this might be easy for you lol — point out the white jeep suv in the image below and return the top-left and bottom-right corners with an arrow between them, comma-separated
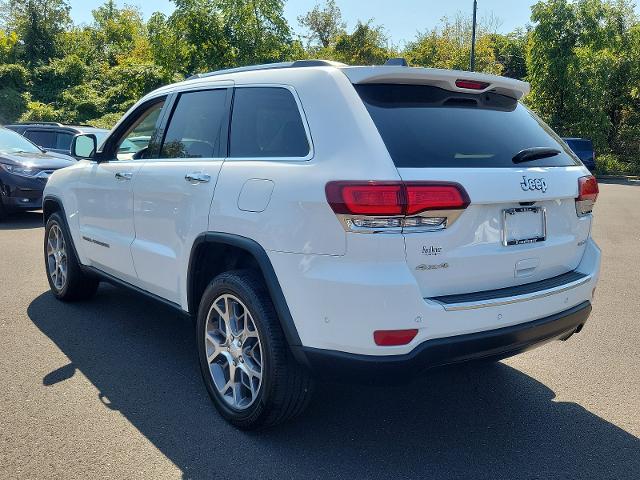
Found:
43,60 -> 601,429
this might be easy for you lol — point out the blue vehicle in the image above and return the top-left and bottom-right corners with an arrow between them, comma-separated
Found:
563,138 -> 595,171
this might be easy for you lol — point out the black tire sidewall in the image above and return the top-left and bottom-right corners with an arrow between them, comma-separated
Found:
196,271 -> 278,425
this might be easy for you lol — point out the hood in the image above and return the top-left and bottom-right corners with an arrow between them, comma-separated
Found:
0,150 -> 75,170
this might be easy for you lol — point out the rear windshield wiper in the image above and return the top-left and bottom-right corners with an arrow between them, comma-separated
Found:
512,147 -> 561,164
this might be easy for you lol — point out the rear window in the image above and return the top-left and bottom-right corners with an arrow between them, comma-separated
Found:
356,84 -> 579,168
564,139 -> 593,151
25,130 -> 57,149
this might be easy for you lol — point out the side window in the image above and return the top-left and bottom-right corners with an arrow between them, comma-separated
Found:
160,89 -> 228,159
114,101 -> 165,161
56,132 -> 73,151
25,130 -> 56,149
229,87 -> 310,158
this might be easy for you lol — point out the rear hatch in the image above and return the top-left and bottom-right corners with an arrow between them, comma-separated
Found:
354,81 -> 592,299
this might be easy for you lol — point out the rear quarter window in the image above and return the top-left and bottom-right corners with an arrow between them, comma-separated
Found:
229,87 -> 310,158
356,84 -> 579,168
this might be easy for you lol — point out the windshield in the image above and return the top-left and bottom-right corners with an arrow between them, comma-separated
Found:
356,84 -> 579,168
0,128 -> 42,155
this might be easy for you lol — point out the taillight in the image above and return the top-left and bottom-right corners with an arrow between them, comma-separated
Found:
576,175 -> 598,216
326,181 -> 469,233
374,329 -> 418,346
455,79 -> 490,90
405,184 -> 468,214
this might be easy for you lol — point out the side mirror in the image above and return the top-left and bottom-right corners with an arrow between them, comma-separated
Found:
71,134 -> 97,160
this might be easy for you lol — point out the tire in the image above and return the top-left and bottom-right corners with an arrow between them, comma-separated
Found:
44,212 -> 99,301
196,269 -> 314,430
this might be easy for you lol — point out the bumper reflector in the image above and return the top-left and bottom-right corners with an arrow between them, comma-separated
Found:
374,329 -> 418,346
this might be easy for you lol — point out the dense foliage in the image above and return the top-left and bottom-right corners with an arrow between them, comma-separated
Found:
0,0 -> 638,173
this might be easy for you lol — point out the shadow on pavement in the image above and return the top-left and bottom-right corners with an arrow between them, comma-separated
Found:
28,285 -> 640,480
0,211 -> 43,230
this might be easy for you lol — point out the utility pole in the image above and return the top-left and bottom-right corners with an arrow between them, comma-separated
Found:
470,0 -> 478,71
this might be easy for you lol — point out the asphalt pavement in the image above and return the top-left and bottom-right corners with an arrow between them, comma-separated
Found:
0,180 -> 639,479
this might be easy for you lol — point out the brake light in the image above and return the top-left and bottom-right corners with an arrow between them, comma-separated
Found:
576,175 -> 598,216
455,79 -> 490,90
326,182 -> 469,216
374,329 -> 418,346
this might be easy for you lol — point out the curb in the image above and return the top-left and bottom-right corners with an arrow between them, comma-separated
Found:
595,174 -> 640,181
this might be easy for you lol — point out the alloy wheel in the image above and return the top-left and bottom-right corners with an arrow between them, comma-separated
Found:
204,294 -> 264,410
46,224 -> 67,291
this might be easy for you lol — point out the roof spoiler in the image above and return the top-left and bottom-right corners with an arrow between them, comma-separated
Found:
342,67 -> 531,100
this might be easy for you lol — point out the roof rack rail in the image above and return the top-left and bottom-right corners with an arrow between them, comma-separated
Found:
186,59 -> 346,81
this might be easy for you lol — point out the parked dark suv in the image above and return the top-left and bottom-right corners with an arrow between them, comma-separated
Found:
563,138 -> 596,171
5,123 -> 109,158
0,127 -> 74,220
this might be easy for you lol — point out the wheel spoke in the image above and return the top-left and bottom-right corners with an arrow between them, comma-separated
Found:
205,333 -> 223,363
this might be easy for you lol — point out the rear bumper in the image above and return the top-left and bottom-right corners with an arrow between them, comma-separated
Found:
295,301 -> 591,378
270,237 -> 600,355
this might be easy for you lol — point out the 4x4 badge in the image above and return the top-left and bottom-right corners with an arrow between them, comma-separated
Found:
520,176 -> 547,193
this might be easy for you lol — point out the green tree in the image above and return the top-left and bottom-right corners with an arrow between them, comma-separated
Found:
0,29 -> 19,62
148,0 -> 232,76
485,29 -> 529,79
297,0 -> 346,48
220,0 -> 295,65
90,0 -> 151,66
332,20 -> 392,65
527,0 -> 579,134
405,13 -> 503,74
0,63 -> 28,122
0,0 -> 70,65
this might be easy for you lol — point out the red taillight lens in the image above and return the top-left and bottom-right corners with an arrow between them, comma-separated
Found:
576,175 -> 598,216
405,184 -> 469,215
374,329 -> 418,346
335,183 -> 403,215
326,181 -> 469,216
455,79 -> 490,90
578,175 -> 599,201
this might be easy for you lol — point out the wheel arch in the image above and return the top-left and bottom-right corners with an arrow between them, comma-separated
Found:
187,233 -> 302,347
43,196 -> 63,223
42,195 -> 87,270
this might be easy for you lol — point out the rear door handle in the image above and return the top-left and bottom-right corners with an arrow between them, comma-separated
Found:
185,172 -> 211,184
115,172 -> 133,181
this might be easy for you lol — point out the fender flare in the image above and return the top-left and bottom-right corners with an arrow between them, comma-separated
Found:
187,233 -> 302,348
42,195 -> 83,263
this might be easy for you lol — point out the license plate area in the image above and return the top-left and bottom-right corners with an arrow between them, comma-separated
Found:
502,207 -> 547,246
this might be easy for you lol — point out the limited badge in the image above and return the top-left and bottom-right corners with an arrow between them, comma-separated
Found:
422,246 -> 442,256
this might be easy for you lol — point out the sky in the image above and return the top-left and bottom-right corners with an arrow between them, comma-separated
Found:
66,0 -> 640,46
